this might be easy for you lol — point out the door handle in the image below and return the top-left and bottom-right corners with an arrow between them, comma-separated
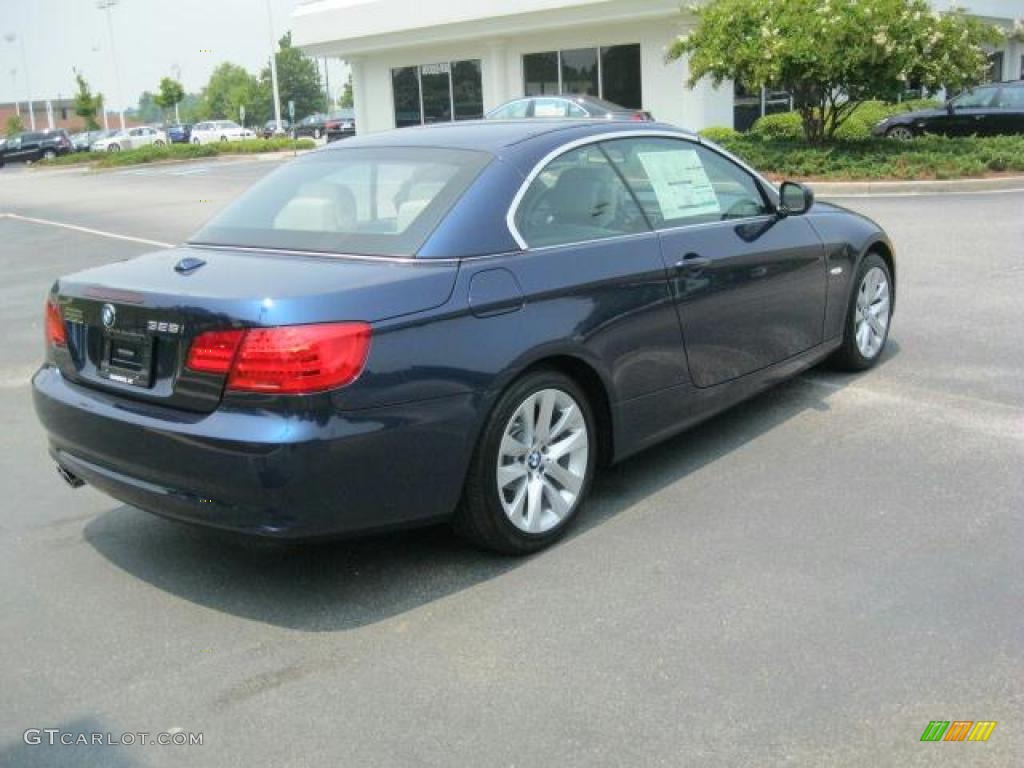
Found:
675,253 -> 711,271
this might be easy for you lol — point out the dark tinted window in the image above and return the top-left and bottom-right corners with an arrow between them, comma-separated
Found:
452,60 -> 483,120
420,62 -> 452,123
560,48 -> 598,96
190,147 -> 491,257
603,138 -> 769,228
954,86 -> 998,109
392,67 -> 421,127
515,144 -> 649,248
600,45 -> 642,109
524,52 -> 559,96
488,100 -> 530,119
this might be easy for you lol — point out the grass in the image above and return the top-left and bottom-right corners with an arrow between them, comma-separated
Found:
704,133 -> 1024,181
39,138 -> 316,169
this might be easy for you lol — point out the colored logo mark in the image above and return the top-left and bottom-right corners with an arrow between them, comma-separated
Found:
920,721 -> 997,742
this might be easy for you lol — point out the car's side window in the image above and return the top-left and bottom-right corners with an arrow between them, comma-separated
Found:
532,98 -> 570,118
514,144 -> 649,248
567,103 -> 588,118
995,87 -> 1024,109
603,138 -> 770,229
491,101 -> 530,119
954,86 -> 998,109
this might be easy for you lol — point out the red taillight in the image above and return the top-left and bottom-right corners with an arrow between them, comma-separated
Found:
185,329 -> 244,374
187,323 -> 371,394
631,112 -> 647,121
45,298 -> 67,347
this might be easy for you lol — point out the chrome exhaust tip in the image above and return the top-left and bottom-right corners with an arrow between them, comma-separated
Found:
56,464 -> 85,489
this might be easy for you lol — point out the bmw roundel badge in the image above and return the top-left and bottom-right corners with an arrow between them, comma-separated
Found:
101,303 -> 116,329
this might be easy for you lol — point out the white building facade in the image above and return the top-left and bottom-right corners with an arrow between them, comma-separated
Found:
292,0 -> 1024,135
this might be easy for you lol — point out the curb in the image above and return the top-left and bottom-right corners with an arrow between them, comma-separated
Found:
809,175 -> 1024,196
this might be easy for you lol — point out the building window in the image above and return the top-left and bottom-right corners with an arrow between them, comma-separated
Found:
987,51 -> 1004,83
452,60 -> 483,120
560,48 -> 598,96
600,45 -> 642,109
523,44 -> 642,109
391,60 -> 484,128
524,51 -> 559,96
392,66 -> 421,127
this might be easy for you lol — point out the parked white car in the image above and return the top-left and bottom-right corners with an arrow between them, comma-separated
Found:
190,121 -> 256,145
91,126 -> 168,152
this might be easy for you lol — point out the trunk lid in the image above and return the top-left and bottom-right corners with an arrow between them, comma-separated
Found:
52,246 -> 458,412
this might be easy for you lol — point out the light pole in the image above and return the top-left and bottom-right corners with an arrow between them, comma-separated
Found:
3,33 -> 34,129
266,0 -> 282,132
7,68 -> 17,118
96,0 -> 125,130
171,63 -> 181,123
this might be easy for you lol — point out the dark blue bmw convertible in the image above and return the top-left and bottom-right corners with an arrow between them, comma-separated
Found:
33,120 -> 895,554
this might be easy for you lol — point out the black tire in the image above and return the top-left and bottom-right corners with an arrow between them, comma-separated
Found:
454,370 -> 597,555
313,128 -> 322,139
830,252 -> 893,371
192,138 -> 201,145
154,139 -> 164,146
42,149 -> 56,160
108,144 -> 120,152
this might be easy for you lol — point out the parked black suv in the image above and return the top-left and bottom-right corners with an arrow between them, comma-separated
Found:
0,129 -> 73,166
873,81 -> 1024,139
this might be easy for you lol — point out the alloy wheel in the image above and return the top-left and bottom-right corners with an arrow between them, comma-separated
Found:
496,388 -> 589,534
855,266 -> 891,359
886,126 -> 914,141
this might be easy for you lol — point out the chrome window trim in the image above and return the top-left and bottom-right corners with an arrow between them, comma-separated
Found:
505,129 -> 778,250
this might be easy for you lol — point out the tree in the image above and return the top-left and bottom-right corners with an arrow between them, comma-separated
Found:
340,73 -> 353,108
199,62 -> 268,124
155,77 -> 185,122
669,0 -> 1002,143
72,69 -> 103,131
260,32 -> 324,120
5,114 -> 24,137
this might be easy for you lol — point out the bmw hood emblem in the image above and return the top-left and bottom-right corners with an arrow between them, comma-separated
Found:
101,303 -> 116,329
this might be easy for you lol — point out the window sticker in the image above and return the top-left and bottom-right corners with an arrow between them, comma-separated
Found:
637,149 -> 720,220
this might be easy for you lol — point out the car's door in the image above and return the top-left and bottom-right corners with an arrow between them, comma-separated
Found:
990,85 -> 1024,135
510,142 -> 688,399
16,132 -> 42,161
930,86 -> 1000,136
604,137 -> 826,388
4,134 -> 26,162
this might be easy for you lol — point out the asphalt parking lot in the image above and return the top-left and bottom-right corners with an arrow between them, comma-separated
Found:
0,159 -> 1021,767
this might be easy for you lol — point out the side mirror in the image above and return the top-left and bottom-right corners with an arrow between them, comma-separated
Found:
946,100 -> 956,114
778,181 -> 814,217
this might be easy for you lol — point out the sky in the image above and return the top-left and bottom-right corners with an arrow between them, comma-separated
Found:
0,0 -> 349,111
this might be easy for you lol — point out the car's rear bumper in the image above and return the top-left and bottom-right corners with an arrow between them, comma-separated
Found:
32,365 -> 478,538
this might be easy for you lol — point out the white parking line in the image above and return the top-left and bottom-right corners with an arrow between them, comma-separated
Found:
0,212 -> 174,248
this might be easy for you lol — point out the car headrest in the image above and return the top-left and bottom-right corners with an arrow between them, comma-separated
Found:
273,182 -> 358,232
547,165 -> 618,226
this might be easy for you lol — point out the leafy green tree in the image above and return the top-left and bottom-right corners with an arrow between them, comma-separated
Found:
5,114 -> 24,137
72,69 -> 103,131
155,77 -> 185,122
340,73 -> 353,108
669,0 -> 1002,143
199,62 -> 268,124
260,32 -> 325,120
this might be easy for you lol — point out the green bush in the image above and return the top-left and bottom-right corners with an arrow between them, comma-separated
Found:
750,99 -> 944,142
698,126 -> 741,143
749,112 -> 804,141
39,137 -> 315,169
705,133 -> 1024,181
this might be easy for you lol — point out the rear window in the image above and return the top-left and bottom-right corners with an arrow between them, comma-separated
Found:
189,147 -> 491,257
